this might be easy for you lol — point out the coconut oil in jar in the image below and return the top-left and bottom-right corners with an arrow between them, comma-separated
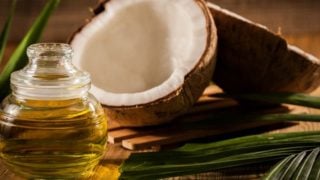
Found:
0,43 -> 107,179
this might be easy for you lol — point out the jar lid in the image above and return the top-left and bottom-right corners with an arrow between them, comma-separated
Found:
10,43 -> 91,100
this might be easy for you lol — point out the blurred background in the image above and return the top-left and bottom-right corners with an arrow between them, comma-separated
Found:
0,0 -> 320,56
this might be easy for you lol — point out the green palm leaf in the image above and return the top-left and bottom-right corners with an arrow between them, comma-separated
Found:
189,112 -> 320,129
263,154 -> 296,180
292,148 -> 320,179
0,0 -> 16,63
0,0 -> 60,100
309,150 -> 320,179
279,150 -> 307,178
264,148 -> 320,180
213,92 -> 320,109
120,132 -> 320,179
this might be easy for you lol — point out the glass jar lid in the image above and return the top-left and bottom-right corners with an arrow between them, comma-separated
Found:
10,43 -> 91,100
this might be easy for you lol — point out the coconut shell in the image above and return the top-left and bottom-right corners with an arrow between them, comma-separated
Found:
208,3 -> 320,94
70,0 -> 217,127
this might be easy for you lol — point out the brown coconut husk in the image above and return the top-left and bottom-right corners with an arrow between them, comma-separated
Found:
70,0 -> 217,127
208,3 -> 320,94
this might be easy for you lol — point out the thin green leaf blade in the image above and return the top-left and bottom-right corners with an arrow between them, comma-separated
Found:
0,0 -> 60,100
292,148 -> 320,179
0,0 -> 16,63
214,93 -> 320,109
256,154 -> 294,180
264,148 -> 320,180
122,147 -> 309,179
309,151 -> 320,180
178,131 -> 320,152
228,112 -> 320,124
279,150 -> 307,179
184,113 -> 320,135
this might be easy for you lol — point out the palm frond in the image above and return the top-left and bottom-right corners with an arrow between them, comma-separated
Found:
264,147 -> 320,180
120,132 -> 320,179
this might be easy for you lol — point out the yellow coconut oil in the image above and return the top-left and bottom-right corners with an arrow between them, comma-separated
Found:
0,43 -> 107,179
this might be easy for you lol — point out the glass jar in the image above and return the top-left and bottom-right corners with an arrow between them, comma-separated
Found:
0,43 -> 107,179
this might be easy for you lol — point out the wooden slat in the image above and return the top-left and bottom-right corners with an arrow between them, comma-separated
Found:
202,84 -> 223,96
108,128 -> 151,144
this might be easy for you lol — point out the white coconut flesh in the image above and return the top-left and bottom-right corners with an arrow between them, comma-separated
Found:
71,0 -> 210,106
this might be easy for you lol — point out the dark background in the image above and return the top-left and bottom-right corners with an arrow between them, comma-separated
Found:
1,0 -> 320,41
0,0 -> 320,56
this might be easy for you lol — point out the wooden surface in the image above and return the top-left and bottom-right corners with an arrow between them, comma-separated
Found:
1,1 -> 320,179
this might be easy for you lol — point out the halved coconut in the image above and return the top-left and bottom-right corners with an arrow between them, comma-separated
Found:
208,3 -> 320,93
70,0 -> 217,126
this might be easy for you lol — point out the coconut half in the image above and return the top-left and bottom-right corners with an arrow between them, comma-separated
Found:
71,0 -> 217,126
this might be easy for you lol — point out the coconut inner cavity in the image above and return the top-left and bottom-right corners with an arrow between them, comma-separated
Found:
72,0 -> 208,105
